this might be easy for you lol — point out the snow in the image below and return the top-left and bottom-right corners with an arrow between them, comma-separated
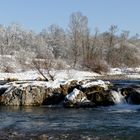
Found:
0,84 -> 10,89
0,69 -> 102,92
81,80 -> 110,90
66,88 -> 80,102
109,67 -> 140,75
54,69 -> 100,81
0,69 -> 100,81
66,88 -> 90,103
108,67 -> 140,79
127,74 -> 140,79
0,67 -> 140,92
0,71 -> 38,81
109,68 -> 124,75
1,64 -> 140,82
5,80 -> 62,89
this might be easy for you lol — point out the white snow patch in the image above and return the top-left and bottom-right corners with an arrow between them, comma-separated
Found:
81,80 -> 110,90
127,74 -> 140,79
0,70 -> 40,81
6,80 -> 63,89
109,68 -> 124,75
109,67 -> 140,77
54,69 -> 100,81
0,69 -> 99,81
66,88 -> 80,102
0,84 -> 10,89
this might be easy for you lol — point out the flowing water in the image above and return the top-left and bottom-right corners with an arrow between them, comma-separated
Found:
0,105 -> 140,140
0,80 -> 140,140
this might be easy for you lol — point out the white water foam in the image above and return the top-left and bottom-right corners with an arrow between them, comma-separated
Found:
111,90 -> 126,104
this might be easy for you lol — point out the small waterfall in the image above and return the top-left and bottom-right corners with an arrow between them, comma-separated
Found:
111,90 -> 126,104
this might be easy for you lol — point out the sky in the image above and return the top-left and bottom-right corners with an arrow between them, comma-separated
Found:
0,0 -> 139,35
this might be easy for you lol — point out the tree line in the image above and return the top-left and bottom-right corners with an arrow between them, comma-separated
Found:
0,12 -> 139,73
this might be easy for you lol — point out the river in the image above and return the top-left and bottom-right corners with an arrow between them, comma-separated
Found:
0,80 -> 140,140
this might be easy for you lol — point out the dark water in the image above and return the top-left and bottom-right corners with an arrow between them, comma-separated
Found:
0,105 -> 140,139
0,80 -> 140,140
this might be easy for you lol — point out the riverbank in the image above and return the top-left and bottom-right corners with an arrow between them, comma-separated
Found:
95,75 -> 140,80
0,69 -> 140,107
0,68 -> 140,82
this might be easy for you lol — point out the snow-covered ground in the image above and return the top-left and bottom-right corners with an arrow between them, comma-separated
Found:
0,55 -> 140,80
0,70 -> 109,100
0,69 -> 100,81
108,67 -> 140,79
0,67 -> 140,82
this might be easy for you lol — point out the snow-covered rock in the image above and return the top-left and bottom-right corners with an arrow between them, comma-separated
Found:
2,78 -> 140,107
63,88 -> 95,108
0,79 -> 112,107
0,81 -> 63,106
81,80 -> 110,90
65,88 -> 89,103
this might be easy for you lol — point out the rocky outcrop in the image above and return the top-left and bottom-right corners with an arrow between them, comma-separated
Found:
0,80 -> 114,107
0,80 -> 81,106
63,80 -> 116,107
1,79 -> 140,107
0,84 -> 44,106
0,81 -> 63,106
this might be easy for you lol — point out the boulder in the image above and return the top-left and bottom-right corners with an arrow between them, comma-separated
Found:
121,87 -> 140,104
0,84 -> 45,105
81,80 -> 114,106
0,81 -> 63,106
86,90 -> 115,106
63,88 -> 95,108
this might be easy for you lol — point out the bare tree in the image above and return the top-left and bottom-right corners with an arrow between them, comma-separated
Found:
105,25 -> 118,65
32,59 -> 53,81
68,12 -> 89,68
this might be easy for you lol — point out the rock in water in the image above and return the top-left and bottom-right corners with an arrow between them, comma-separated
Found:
63,88 -> 95,108
121,87 -> 140,104
0,84 -> 45,106
0,79 -> 124,107
0,81 -> 63,106
81,80 -> 115,106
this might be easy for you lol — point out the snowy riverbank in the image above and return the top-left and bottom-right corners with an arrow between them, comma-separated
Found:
0,68 -> 140,81
0,69 -> 140,106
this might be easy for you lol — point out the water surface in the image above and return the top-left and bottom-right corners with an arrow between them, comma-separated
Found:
0,105 -> 140,139
0,80 -> 140,139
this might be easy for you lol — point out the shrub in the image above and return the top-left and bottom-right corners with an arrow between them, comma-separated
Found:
2,65 -> 14,73
84,59 -> 109,74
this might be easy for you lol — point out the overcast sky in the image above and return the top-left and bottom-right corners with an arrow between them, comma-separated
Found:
0,0 -> 139,35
